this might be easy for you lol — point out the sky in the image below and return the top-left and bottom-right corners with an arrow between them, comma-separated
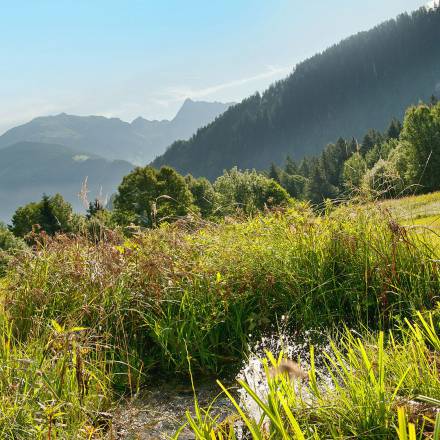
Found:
0,0 -> 432,134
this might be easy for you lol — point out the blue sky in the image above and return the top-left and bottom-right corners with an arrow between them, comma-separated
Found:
0,0 -> 430,133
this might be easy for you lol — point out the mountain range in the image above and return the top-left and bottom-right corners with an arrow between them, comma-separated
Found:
2,6 -> 440,221
152,7 -> 440,180
0,99 -> 233,165
0,100 -> 232,222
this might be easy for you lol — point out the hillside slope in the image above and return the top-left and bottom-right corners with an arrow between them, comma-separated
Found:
0,99 -> 232,165
152,7 -> 440,180
0,142 -> 133,222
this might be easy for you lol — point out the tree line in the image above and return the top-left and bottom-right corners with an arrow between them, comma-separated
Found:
269,97 -> 440,205
1,99 -> 439,246
3,166 -> 290,242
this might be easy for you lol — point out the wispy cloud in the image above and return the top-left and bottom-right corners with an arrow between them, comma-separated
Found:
0,65 -> 294,132
165,65 -> 292,102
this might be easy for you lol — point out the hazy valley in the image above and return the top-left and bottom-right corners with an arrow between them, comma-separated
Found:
0,99 -> 232,222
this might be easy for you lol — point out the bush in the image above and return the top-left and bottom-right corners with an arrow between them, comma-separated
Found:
214,167 -> 291,215
362,159 -> 405,199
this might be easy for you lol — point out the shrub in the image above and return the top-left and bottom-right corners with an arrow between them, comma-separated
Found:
214,167 -> 290,215
362,159 -> 405,199
0,223 -> 26,274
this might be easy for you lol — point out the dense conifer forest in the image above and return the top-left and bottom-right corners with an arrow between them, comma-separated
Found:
152,7 -> 440,179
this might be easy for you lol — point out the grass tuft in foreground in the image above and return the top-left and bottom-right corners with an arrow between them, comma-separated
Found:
0,316 -> 112,439
184,312 -> 440,439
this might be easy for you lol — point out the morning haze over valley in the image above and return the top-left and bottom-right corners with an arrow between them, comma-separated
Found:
2,0 -> 438,223
0,98 -> 232,221
1,1 -> 440,438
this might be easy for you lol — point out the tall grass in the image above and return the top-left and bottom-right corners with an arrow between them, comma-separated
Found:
185,313 -> 440,439
0,315 -> 112,439
3,204 -> 439,375
0,202 -> 439,437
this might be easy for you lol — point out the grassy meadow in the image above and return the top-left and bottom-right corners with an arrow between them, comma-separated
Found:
0,194 -> 440,438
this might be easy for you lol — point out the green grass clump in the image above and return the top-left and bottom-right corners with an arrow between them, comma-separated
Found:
0,316 -> 112,439
185,312 -> 440,439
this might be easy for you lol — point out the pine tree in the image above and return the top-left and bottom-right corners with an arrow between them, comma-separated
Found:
347,138 -> 359,156
268,163 -> 281,182
304,159 -> 338,205
298,158 -> 311,178
284,156 -> 298,175
39,194 -> 60,235
87,198 -> 104,219
319,138 -> 350,190
360,129 -> 383,156
386,118 -> 402,140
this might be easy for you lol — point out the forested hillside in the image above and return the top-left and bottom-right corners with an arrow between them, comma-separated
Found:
152,7 -> 440,179
267,98 -> 440,206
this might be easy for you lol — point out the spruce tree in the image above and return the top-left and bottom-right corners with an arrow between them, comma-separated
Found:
298,158 -> 311,178
284,156 -> 298,175
360,129 -> 383,156
386,118 -> 402,140
268,163 -> 281,182
304,159 -> 338,205
39,194 -> 60,235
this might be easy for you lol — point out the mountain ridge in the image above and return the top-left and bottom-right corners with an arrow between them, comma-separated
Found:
152,7 -> 440,180
0,99 -> 233,165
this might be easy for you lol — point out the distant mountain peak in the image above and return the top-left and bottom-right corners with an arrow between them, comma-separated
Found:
173,99 -> 234,125
0,100 -> 233,165
131,116 -> 147,124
